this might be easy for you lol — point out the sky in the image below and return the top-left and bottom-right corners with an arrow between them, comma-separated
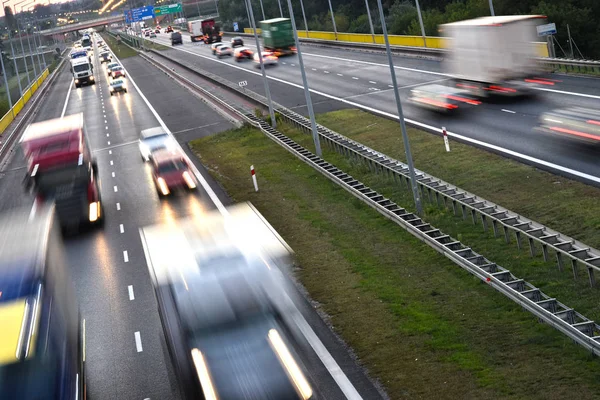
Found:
1,0 -> 75,17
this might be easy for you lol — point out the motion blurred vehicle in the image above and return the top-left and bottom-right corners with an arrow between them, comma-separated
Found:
441,15 -> 547,97
110,65 -> 126,78
408,84 -> 481,113
149,30 -> 157,38
70,57 -> 95,87
99,51 -> 112,63
69,49 -> 87,60
231,36 -> 244,47
20,113 -> 103,229
260,18 -> 296,56
106,62 -> 119,76
155,26 -> 161,33
0,205 -> 85,399
144,29 -> 151,37
539,107 -> 600,143
166,25 -> 173,33
151,149 -> 197,196
109,79 -> 127,95
234,47 -> 254,62
188,18 -> 221,44
74,40 -> 82,48
216,44 -> 233,58
171,31 -> 183,45
211,42 -> 224,54
139,203 -> 313,400
139,126 -> 176,162
254,51 -> 278,67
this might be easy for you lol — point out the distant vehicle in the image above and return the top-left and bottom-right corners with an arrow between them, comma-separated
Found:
441,15 -> 547,97
407,84 -> 480,113
234,47 -> 253,61
539,107 -> 600,143
70,57 -> 95,87
216,45 -> 233,58
149,31 -> 157,38
254,51 -> 278,67
171,31 -> 183,45
20,113 -> 103,229
139,203 -> 313,400
0,204 -> 85,399
106,62 -> 119,76
155,26 -> 161,33
99,51 -> 112,63
166,25 -> 173,33
188,18 -> 221,44
144,29 -> 151,37
260,18 -> 296,56
151,149 -> 197,196
69,49 -> 87,60
231,36 -> 244,47
109,78 -> 127,95
110,65 -> 125,78
139,126 -> 176,162
211,42 -> 224,54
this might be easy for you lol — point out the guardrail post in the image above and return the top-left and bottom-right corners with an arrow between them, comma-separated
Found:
528,237 -> 535,257
515,231 -> 522,250
571,259 -> 579,280
556,252 -> 564,272
492,219 -> 498,237
588,268 -> 595,287
471,209 -> 477,225
542,244 -> 549,262
503,226 -> 510,243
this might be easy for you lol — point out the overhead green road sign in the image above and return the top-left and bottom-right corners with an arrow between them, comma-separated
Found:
154,3 -> 182,16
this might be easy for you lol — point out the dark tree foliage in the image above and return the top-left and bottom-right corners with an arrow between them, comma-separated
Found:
218,0 -> 600,59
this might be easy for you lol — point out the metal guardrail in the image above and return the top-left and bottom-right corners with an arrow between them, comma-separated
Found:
146,47 -> 600,289
141,48 -> 600,356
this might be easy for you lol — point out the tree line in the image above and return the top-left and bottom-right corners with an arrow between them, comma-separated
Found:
217,0 -> 600,59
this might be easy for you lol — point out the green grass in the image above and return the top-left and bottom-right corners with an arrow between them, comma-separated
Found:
100,33 -> 138,59
276,110 -> 600,323
141,38 -> 170,51
190,124 -> 600,400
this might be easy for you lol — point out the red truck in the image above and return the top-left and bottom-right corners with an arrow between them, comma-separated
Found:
188,18 -> 222,44
20,113 -> 104,230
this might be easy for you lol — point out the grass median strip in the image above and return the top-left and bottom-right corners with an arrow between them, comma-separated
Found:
190,125 -> 600,399
101,33 -> 138,59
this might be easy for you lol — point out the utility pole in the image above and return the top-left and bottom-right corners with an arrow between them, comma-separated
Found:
326,0 -> 337,40
364,0 -> 375,43
375,0 -> 422,215
415,0 -> 426,47
245,0 -> 277,129
285,0 -> 322,156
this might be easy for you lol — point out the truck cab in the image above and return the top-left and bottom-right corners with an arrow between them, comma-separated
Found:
70,57 -> 95,88
20,113 -> 103,230
0,204 -> 84,400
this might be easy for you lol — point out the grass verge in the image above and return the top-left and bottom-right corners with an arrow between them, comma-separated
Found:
142,39 -> 170,51
101,33 -> 138,59
277,109 -> 600,324
190,124 -> 600,400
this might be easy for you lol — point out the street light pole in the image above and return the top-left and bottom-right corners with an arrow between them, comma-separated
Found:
299,0 -> 308,36
0,51 -> 14,117
488,0 -> 495,16
375,0 -> 422,215
245,0 -> 277,128
7,28 -> 23,97
18,27 -> 32,86
415,0 -> 427,47
364,0 -> 375,43
285,0 -> 322,156
25,26 -> 38,77
326,0 -> 337,40
258,0 -> 266,20
277,0 -> 283,18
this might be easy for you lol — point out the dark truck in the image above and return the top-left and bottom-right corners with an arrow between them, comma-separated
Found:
20,113 -> 104,231
0,204 -> 85,400
260,17 -> 296,56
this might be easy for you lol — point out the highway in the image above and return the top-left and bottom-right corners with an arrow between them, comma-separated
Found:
0,36 -> 384,399
146,31 -> 600,185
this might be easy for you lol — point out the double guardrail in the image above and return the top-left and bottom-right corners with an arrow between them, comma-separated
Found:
140,48 -> 600,356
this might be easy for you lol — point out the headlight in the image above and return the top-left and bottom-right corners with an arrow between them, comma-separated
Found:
268,329 -> 313,400
89,201 -> 100,222
157,177 -> 170,195
109,86 -> 114,91
182,171 -> 196,189
90,76 -> 94,81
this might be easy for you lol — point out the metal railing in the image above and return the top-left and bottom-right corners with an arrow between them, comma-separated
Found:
139,48 -> 600,356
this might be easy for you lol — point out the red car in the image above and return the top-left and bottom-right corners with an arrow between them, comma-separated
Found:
151,149 -> 197,196
166,26 -> 173,33
234,47 -> 254,62
110,65 -> 126,78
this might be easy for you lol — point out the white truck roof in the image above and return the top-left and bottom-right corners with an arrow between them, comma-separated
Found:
442,15 -> 546,27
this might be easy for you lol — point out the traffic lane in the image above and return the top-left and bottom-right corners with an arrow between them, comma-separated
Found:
0,61 -> 73,214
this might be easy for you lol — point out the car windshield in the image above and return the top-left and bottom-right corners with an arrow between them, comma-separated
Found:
73,64 -> 89,72
157,159 -> 186,174
111,80 -> 123,86
112,67 -> 123,71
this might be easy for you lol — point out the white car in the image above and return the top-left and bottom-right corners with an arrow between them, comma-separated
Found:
253,51 -> 278,67
211,42 -> 224,54
216,45 -> 233,58
139,127 -> 177,162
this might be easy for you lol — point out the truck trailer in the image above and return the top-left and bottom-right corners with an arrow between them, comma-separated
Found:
20,113 -> 104,230
188,18 -> 222,43
440,15 -> 547,97
260,17 -> 296,56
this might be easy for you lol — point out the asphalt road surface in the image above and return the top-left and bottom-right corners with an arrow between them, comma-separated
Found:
0,37 -> 385,399
147,31 -> 600,185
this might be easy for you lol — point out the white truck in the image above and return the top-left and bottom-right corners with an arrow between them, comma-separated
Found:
188,20 -> 204,42
441,15 -> 547,97
70,57 -> 95,88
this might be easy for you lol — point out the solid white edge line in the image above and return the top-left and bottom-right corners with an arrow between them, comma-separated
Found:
128,285 -> 135,300
61,78 -> 74,118
123,250 -> 129,262
134,331 -> 143,352
121,40 -> 364,398
167,45 -> 600,184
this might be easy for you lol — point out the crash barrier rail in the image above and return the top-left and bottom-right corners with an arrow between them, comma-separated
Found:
0,52 -> 68,162
146,46 -> 600,289
542,58 -> 600,74
141,49 -> 600,356
241,28 -> 550,58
